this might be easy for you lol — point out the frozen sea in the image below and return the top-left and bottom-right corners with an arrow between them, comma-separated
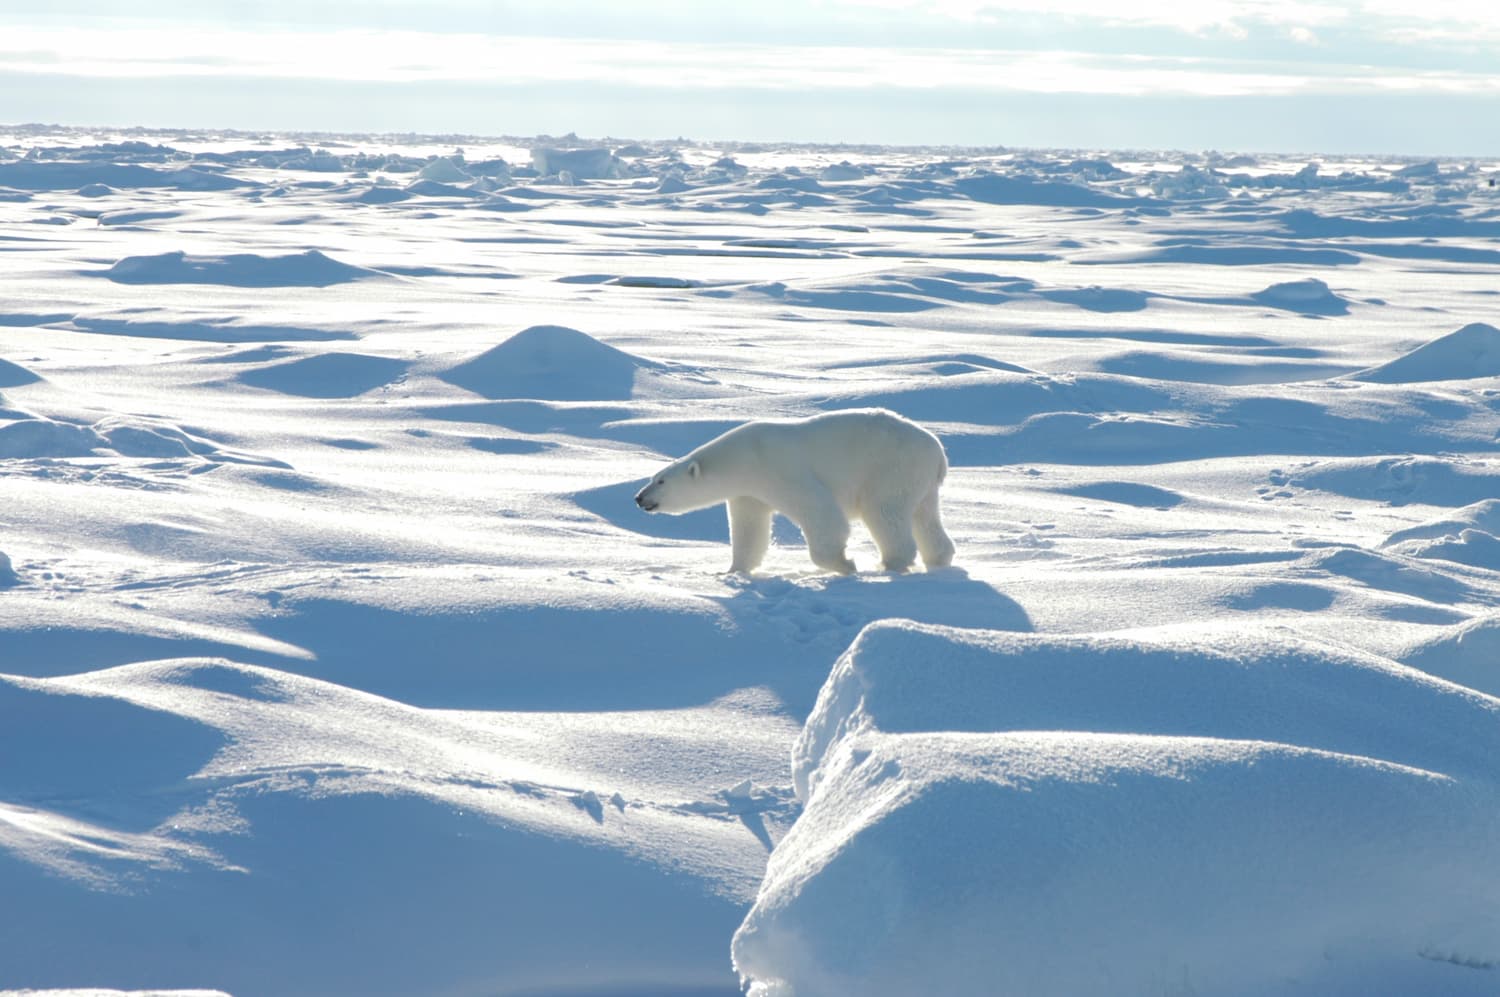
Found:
2,128 -> 1500,996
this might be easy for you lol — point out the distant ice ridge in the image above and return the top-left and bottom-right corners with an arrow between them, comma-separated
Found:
733,620 -> 1500,997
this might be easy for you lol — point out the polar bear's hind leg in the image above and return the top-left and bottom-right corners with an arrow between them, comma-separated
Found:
913,485 -> 955,568
805,519 -> 856,575
784,486 -> 856,575
865,502 -> 919,572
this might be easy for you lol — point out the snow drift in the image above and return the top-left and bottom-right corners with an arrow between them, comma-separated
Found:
102,250 -> 389,288
1352,322 -> 1500,383
437,324 -> 663,401
733,620 -> 1500,997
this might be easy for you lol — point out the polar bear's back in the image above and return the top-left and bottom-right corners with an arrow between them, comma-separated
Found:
717,408 -> 946,513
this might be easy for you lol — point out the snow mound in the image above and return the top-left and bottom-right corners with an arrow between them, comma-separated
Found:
1352,322 -> 1500,383
0,413 -> 270,463
237,352 -> 409,398
438,325 -> 660,401
819,162 -> 865,182
1288,456 -> 1500,507
1149,163 -> 1229,199
734,620 -> 1500,997
1384,499 -> 1500,547
403,179 -> 485,199
531,148 -> 622,179
93,416 -> 283,466
1381,499 -> 1500,571
1250,277 -> 1350,315
95,416 -> 212,458
0,550 -> 17,587
417,157 -> 470,182
351,185 -> 413,204
103,250 -> 389,288
789,620 -> 1500,800
0,358 -> 41,387
0,418 -> 108,458
607,275 -> 697,289
1403,615 -> 1500,698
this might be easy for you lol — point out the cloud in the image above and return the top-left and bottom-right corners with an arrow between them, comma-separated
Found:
3,24 -> 1497,101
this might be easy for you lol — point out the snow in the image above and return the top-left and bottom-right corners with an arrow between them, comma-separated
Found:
437,325 -> 666,401
739,730 -> 1500,997
102,250 -> 389,287
740,621 -> 1500,994
3,126 -> 1500,995
1352,322 -> 1500,383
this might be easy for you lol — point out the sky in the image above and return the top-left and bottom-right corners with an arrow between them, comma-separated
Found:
2,0 -> 1498,155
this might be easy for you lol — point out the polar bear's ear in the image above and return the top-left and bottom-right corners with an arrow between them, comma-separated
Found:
688,460 -> 701,480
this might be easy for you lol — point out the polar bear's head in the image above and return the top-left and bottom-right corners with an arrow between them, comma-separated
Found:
635,457 -> 712,514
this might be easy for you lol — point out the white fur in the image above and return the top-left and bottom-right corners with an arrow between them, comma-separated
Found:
635,409 -> 955,574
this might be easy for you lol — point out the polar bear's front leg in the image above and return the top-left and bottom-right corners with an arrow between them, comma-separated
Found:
728,496 -> 773,573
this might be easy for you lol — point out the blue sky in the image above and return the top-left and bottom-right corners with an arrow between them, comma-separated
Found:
3,1 -> 1498,154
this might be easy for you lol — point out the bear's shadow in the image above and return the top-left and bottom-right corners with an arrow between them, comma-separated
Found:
712,568 -> 1033,715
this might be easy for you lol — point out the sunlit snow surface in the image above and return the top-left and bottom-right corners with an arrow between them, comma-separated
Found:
2,127 -> 1500,996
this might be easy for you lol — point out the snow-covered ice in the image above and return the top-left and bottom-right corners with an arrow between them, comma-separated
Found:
2,127 -> 1500,995
735,620 -> 1500,995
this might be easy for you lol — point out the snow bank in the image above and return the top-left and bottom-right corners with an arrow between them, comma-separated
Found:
734,620 -> 1500,997
103,250 -> 389,288
1352,322 -> 1500,383
788,620 -> 1500,801
1403,615 -> 1500,699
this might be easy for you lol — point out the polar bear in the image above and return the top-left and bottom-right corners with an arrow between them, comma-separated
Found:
634,409 -> 955,574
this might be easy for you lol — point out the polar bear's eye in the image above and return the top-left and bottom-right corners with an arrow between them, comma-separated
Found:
656,478 -> 665,485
